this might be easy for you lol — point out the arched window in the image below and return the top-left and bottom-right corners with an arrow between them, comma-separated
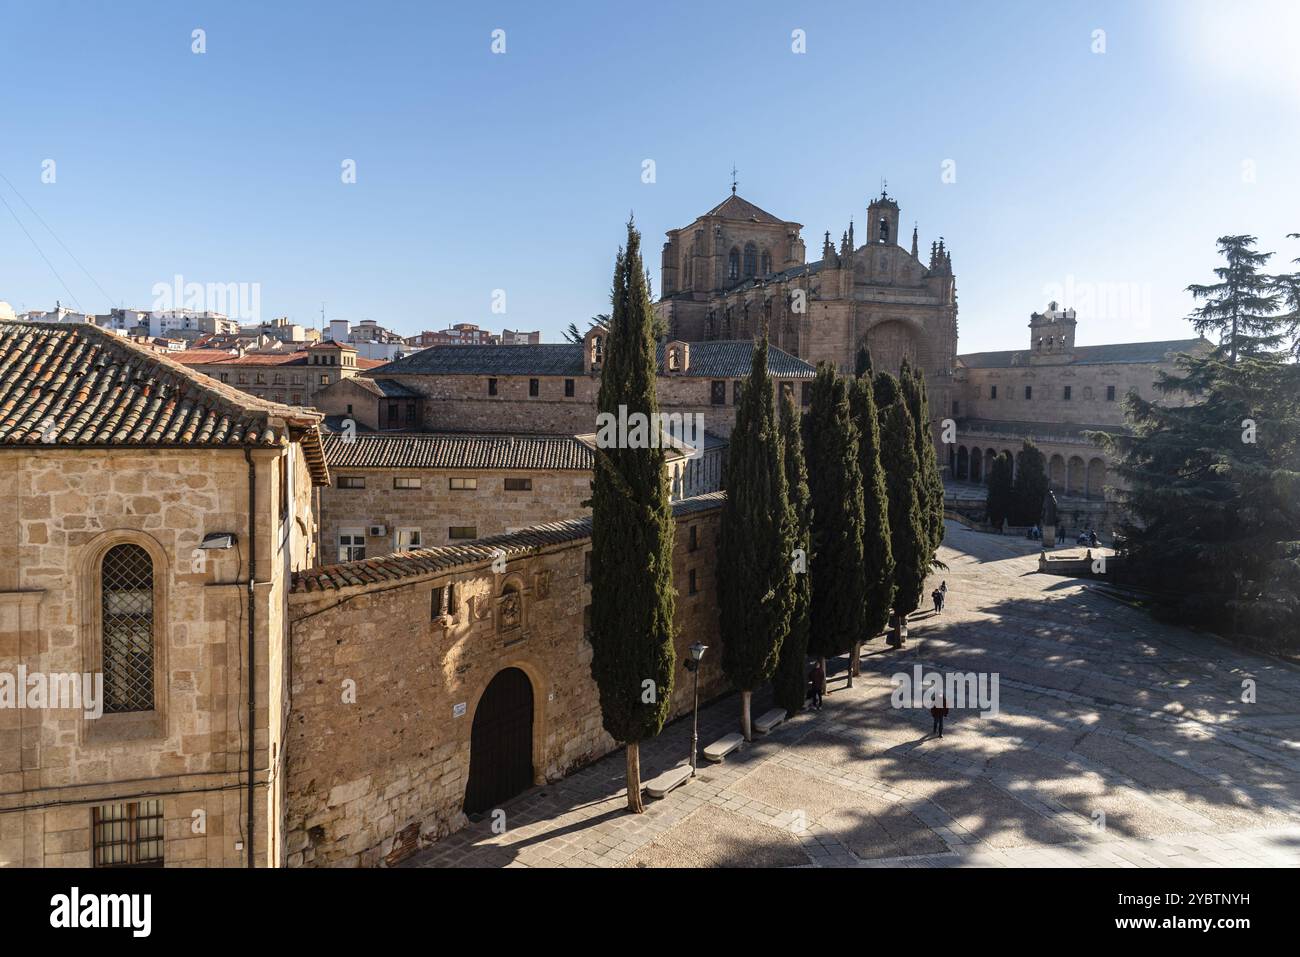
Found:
743,242 -> 758,278
728,248 -> 740,281
590,335 -> 603,366
879,217 -> 890,244
101,543 -> 155,714
760,250 -> 771,276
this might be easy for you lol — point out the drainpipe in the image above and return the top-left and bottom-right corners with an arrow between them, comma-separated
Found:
244,448 -> 257,868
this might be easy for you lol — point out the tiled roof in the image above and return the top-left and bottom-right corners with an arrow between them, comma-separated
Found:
0,321 -> 331,483
177,351 -> 308,367
957,338 -> 1208,370
324,431 -> 595,470
347,377 -> 420,398
659,341 -> 815,378
290,491 -> 725,594
375,344 -> 586,376
703,193 -> 788,225
371,340 -> 814,379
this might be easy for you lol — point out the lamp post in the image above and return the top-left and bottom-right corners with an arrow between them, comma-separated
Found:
684,642 -> 708,776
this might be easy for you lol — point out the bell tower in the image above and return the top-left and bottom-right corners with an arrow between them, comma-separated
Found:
1029,302 -> 1077,364
866,185 -> 900,247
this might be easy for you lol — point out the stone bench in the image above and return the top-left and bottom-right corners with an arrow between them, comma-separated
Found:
644,764 -> 692,799
702,732 -> 744,763
753,709 -> 786,734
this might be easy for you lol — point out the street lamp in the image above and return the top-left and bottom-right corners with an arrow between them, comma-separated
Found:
684,642 -> 708,776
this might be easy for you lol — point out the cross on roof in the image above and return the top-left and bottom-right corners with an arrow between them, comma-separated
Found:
730,164 -> 738,195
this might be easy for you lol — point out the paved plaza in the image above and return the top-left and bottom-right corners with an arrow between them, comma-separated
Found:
403,521 -> 1300,868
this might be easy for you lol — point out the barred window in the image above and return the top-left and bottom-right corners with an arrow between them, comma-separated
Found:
101,544 -> 154,714
93,800 -> 163,867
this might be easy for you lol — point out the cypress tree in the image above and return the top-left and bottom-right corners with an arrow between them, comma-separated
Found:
875,372 -> 929,629
718,337 -> 793,740
1012,439 -> 1049,527
985,451 -> 1015,530
900,359 -> 946,554
855,344 -> 874,379
849,372 -> 895,669
588,219 -> 676,814
773,388 -> 812,717
804,363 -> 867,681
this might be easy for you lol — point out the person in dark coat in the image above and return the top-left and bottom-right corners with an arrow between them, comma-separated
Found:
930,694 -> 950,737
932,588 -> 942,614
809,660 -> 826,711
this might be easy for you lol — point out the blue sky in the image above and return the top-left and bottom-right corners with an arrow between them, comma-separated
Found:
1,0 -> 1297,352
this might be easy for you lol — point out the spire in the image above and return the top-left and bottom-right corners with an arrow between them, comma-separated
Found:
848,219 -> 854,249
823,230 -> 834,260
910,223 -> 919,259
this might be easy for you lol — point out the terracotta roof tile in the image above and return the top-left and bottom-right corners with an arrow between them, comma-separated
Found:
323,431 -> 595,470
0,320 -> 331,484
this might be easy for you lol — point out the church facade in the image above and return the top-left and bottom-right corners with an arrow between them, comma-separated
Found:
654,187 -> 958,445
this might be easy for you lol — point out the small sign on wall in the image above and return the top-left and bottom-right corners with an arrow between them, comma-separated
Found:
453,702 -> 467,718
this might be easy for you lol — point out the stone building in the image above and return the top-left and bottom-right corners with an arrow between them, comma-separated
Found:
177,339 -> 382,408
0,320 -> 330,867
365,326 -> 816,438
949,302 -> 1208,527
284,493 -> 726,867
654,186 -> 959,443
318,430 -> 722,560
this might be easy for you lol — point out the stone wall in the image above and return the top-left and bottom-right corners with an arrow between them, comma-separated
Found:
0,444 -> 315,868
284,496 -> 726,867
319,467 -> 594,558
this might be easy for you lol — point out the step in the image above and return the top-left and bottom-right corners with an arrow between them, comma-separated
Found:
703,732 -> 744,763
644,764 -> 692,799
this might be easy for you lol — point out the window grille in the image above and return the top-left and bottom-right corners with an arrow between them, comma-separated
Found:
101,544 -> 154,714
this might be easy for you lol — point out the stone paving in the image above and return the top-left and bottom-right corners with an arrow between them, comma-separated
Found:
402,521 -> 1300,868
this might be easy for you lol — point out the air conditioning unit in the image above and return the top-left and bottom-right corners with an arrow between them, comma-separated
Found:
369,525 -> 387,537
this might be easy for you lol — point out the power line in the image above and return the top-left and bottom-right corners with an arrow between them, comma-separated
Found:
0,170 -> 116,308
0,187 -> 82,312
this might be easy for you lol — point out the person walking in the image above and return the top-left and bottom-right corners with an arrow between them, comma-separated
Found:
809,660 -> 826,711
932,587 -> 942,615
930,694 -> 950,738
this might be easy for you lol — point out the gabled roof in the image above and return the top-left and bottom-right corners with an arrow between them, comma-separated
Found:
290,491 -> 725,594
370,340 -> 815,379
703,193 -> 788,225
957,338 -> 1208,370
0,321 -> 330,484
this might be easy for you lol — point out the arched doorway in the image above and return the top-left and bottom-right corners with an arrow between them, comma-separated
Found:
970,447 -> 983,483
956,446 -> 969,480
1067,455 -> 1086,496
1086,458 -> 1106,499
464,667 -> 534,815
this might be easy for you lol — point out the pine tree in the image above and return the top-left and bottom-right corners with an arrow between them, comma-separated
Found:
849,372 -> 895,667
874,372 -> 929,626
718,337 -> 793,740
773,388 -> 812,717
1186,235 -> 1281,364
804,363 -> 867,680
588,219 -> 676,814
1012,440 -> 1049,527
985,451 -> 1015,529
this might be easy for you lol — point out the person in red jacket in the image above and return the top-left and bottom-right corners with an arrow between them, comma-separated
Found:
930,694 -> 950,737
